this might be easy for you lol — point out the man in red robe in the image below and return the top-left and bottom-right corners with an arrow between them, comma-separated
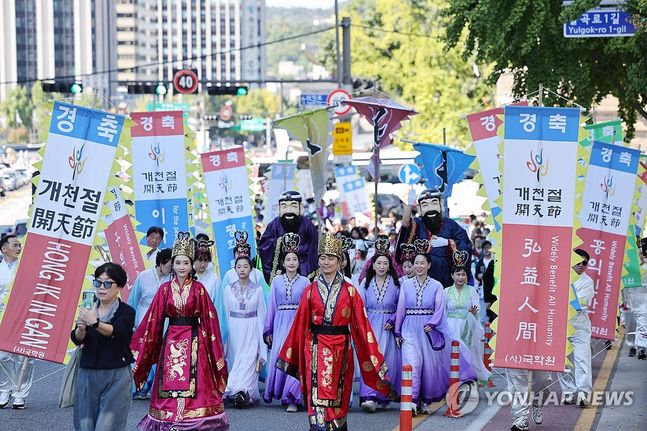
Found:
277,233 -> 395,431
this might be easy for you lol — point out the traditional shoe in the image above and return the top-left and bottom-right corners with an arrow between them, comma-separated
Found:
531,404 -> 543,424
629,347 -> 637,357
638,349 -> 647,360
0,391 -> 10,409
286,403 -> 298,413
233,392 -> 246,409
12,398 -> 25,410
360,400 -> 377,413
563,393 -> 576,405
511,417 -> 529,431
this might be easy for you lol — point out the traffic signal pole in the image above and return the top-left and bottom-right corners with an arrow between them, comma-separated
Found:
342,17 -> 351,86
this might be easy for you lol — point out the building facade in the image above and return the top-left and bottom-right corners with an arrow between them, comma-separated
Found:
116,0 -> 266,86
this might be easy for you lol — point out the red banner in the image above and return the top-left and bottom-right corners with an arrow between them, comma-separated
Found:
104,214 -> 145,302
0,102 -> 123,363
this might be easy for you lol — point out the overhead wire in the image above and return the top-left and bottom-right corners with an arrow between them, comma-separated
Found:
0,26 -> 336,87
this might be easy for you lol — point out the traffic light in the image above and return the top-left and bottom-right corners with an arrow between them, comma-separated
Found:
126,82 -> 168,95
42,81 -> 84,94
203,114 -> 219,121
239,114 -> 253,120
206,84 -> 248,96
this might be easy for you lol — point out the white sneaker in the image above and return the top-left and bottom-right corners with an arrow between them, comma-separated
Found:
0,392 -> 10,408
511,417 -> 529,431
286,403 -> 298,412
360,400 -> 377,413
531,404 -> 543,424
12,397 -> 25,410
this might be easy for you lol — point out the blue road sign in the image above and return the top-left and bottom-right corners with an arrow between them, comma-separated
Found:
299,93 -> 327,108
398,164 -> 422,185
564,9 -> 636,38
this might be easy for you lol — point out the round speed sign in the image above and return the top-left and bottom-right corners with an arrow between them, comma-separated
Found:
173,69 -> 199,94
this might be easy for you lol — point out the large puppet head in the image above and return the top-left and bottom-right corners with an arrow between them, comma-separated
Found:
278,190 -> 303,233
417,189 -> 443,235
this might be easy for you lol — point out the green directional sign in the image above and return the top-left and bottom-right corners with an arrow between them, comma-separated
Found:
146,102 -> 190,119
240,118 -> 266,132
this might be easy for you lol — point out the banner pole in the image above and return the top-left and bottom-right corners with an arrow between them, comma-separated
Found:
374,163 -> 379,237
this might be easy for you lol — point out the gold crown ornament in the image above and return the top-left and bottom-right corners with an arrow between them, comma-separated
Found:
413,238 -> 431,255
374,235 -> 391,257
195,240 -> 214,259
400,243 -> 417,261
335,233 -> 355,253
233,230 -> 252,259
318,232 -> 342,259
172,231 -> 196,260
281,232 -> 301,254
452,250 -> 470,267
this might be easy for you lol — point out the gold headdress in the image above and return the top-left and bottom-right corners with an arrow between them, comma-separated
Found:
233,231 -> 252,259
172,231 -> 196,260
374,235 -> 391,257
281,232 -> 301,254
335,233 -> 354,253
318,232 -> 342,259
195,240 -> 214,260
413,238 -> 431,255
452,250 -> 470,267
400,243 -> 417,261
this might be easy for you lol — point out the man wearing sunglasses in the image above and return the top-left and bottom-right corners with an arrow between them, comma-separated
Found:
559,248 -> 595,407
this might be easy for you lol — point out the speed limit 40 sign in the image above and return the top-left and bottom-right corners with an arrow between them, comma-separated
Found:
173,69 -> 199,94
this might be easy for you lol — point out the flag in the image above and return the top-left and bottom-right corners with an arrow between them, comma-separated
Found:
406,141 -> 475,197
342,97 -> 416,179
274,108 -> 331,203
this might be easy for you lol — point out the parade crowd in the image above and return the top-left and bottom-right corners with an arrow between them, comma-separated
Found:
0,189 -> 646,431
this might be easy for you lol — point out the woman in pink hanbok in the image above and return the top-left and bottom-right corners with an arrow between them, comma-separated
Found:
130,232 -> 229,431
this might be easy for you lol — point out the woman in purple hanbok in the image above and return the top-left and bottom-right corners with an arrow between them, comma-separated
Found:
395,239 -> 477,415
358,236 -> 401,413
263,233 -> 309,412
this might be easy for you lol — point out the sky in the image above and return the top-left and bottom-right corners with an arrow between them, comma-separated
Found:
265,0 -> 345,8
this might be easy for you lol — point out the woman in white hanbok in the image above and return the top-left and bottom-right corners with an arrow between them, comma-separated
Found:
444,265 -> 490,383
127,248 -> 172,399
222,233 -> 267,408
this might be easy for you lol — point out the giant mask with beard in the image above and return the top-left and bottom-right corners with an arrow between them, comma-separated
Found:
278,190 -> 303,233
418,190 -> 443,236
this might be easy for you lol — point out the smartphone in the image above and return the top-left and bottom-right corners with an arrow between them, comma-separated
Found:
82,291 -> 95,309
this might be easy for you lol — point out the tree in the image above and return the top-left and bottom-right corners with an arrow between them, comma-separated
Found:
319,0 -> 493,147
1,85 -> 33,129
444,0 -> 647,138
233,89 -> 281,119
31,81 -> 54,143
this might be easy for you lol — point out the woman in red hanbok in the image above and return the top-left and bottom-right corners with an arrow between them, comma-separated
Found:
130,232 -> 229,431
277,233 -> 395,431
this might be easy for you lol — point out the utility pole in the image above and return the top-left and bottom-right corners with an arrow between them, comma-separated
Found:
335,0 -> 342,87
342,17 -> 351,86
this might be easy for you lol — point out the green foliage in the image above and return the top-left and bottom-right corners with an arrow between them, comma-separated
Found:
1,85 -> 33,129
444,0 -> 647,138
266,7 -> 334,76
31,81 -> 53,143
232,89 -> 281,118
320,0 -> 493,147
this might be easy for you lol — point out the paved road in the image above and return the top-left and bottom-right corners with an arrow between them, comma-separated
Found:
2,335 -> 645,430
0,185 -> 31,226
